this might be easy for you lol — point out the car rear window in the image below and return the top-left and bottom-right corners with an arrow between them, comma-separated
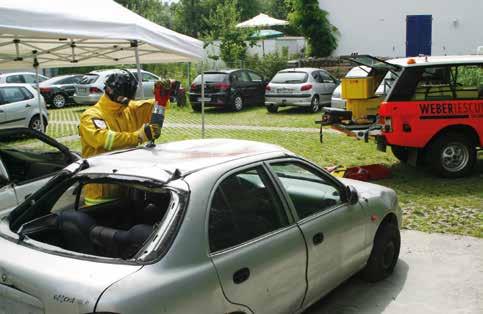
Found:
271,72 -> 308,84
79,74 -> 99,85
193,73 -> 228,84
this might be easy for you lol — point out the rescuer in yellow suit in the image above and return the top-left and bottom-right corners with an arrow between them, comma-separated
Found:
79,70 -> 161,206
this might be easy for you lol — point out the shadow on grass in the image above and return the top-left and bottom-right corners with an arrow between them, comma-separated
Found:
305,260 -> 409,314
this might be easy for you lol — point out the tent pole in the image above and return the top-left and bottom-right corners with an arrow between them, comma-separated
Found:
33,57 -> 45,133
201,62 -> 205,139
133,41 -> 144,99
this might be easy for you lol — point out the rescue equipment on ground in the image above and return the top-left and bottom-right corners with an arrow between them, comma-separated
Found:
325,164 -> 391,181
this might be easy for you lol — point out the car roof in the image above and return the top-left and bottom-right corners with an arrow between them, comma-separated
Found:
388,55 -> 483,67
204,69 -> 239,74
88,69 -> 152,75
81,139 -> 292,181
279,68 -> 322,73
0,83 -> 35,89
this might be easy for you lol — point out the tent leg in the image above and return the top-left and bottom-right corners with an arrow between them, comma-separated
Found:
33,58 -> 45,133
201,62 -> 205,139
133,41 -> 144,99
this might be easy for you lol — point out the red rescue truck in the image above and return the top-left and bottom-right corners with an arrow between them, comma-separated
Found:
326,55 -> 483,178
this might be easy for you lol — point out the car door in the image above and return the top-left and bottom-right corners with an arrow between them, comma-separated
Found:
311,71 -> 324,99
319,71 -> 337,104
266,159 -> 368,307
0,86 -> 34,128
232,71 -> 251,103
0,128 -> 78,210
247,71 -> 265,105
59,76 -> 81,98
140,72 -> 159,99
209,165 -> 307,314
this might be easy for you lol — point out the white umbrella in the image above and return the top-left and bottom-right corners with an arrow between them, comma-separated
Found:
236,13 -> 288,28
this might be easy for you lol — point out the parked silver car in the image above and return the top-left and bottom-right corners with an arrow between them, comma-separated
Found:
0,72 -> 49,85
0,128 -> 79,212
265,68 -> 339,113
0,139 -> 401,314
0,83 -> 48,132
73,69 -> 160,105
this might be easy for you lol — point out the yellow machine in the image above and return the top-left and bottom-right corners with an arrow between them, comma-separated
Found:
340,76 -> 385,122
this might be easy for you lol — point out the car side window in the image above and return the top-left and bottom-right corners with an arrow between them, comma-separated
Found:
209,166 -> 289,253
6,75 -> 25,83
311,71 -> 322,83
269,161 -> 342,219
142,72 -> 158,82
239,71 -> 251,82
0,87 -> 29,103
452,65 -> 483,100
23,74 -> 37,84
248,71 -> 262,82
319,71 -> 335,83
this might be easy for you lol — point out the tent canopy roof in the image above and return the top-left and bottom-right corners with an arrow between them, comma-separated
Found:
236,13 -> 289,28
0,0 -> 204,69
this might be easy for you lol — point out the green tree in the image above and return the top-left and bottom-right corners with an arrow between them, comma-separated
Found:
173,0 -> 205,37
287,0 -> 337,57
204,0 -> 255,64
265,0 -> 290,20
115,0 -> 167,25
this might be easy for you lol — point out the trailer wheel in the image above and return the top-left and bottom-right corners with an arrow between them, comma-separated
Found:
391,146 -> 409,163
427,132 -> 476,178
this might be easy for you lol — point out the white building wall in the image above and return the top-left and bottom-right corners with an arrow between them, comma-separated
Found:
320,0 -> 483,57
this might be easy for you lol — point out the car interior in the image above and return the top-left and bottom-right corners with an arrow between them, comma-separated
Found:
16,181 -> 173,260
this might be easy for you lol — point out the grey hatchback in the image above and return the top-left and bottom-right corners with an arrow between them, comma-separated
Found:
0,139 -> 401,314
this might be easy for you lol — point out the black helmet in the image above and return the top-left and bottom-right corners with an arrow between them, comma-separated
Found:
104,70 -> 138,105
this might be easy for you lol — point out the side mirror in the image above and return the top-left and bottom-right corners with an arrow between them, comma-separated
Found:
0,174 -> 9,187
346,185 -> 359,205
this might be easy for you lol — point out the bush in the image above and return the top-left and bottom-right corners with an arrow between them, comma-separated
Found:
245,48 -> 293,80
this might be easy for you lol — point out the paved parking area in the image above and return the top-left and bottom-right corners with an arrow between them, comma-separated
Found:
306,230 -> 482,314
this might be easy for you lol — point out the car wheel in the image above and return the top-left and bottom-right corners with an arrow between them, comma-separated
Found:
267,105 -> 278,113
391,146 -> 409,163
308,96 -> 320,113
361,223 -> 400,283
52,93 -> 67,109
29,115 -> 46,133
191,103 -> 201,112
427,132 -> 476,178
230,94 -> 243,112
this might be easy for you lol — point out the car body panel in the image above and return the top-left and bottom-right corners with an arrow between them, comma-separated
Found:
0,139 -> 401,313
0,72 -> 49,86
40,75 -> 84,106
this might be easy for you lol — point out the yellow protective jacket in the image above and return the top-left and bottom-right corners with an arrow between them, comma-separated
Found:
79,94 -> 155,205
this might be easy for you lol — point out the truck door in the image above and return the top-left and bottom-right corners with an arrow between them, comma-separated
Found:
406,15 -> 432,57
209,165 -> 307,314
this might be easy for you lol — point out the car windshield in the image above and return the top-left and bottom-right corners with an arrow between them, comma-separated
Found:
8,175 -> 183,262
79,74 -> 99,85
193,73 -> 228,84
271,72 -> 308,84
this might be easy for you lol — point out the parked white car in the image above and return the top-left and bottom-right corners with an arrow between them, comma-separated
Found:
265,68 -> 339,113
0,128 -> 79,212
0,72 -> 49,85
0,83 -> 48,132
73,69 -> 160,105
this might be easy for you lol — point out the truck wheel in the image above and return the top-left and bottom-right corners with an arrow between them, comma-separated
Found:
361,223 -> 400,283
427,132 -> 476,178
267,105 -> 278,113
391,146 -> 409,163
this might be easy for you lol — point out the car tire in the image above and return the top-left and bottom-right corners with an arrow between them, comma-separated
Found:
191,103 -> 201,112
52,93 -> 67,109
427,132 -> 476,178
391,146 -> 409,163
361,223 -> 400,283
230,94 -> 243,112
308,96 -> 320,113
267,105 -> 278,113
29,115 -> 46,133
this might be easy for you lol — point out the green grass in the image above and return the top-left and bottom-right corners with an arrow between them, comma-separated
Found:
49,104 -> 483,238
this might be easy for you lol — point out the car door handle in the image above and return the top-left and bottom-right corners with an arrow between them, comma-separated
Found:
312,232 -> 324,245
233,267 -> 250,284
25,104 -> 31,108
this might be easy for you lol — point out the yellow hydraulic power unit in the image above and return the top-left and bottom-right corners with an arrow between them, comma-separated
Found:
346,97 -> 383,123
341,77 -> 376,99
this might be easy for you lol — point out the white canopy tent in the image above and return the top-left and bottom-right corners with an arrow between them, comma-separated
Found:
0,0 -> 206,133
236,13 -> 289,28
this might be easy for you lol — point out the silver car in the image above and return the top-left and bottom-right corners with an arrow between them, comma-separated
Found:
0,128 -> 79,212
0,139 -> 401,314
0,83 -> 48,132
0,72 -> 49,85
265,68 -> 338,113
73,69 -> 160,105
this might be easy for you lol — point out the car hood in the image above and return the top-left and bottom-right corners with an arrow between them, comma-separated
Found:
0,219 -> 142,314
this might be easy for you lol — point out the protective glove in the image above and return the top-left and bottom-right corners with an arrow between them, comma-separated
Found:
136,123 -> 161,143
154,79 -> 173,107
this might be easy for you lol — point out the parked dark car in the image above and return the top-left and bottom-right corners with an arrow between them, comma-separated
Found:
189,69 -> 266,112
39,74 -> 84,108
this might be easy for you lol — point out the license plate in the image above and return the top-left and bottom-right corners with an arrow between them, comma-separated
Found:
77,87 -> 88,95
197,97 -> 211,102
278,88 -> 291,94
